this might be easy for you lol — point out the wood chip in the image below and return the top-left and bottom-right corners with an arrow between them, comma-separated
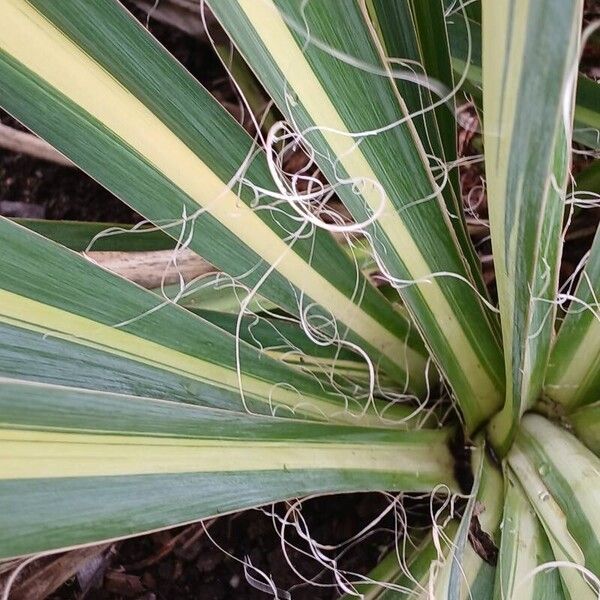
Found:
0,123 -> 74,167
85,249 -> 215,288
104,570 -> 146,597
7,544 -> 110,600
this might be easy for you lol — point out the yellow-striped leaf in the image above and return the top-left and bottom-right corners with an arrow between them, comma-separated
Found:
209,0 -> 505,431
494,470 -> 564,600
0,217 -> 408,426
0,379 -> 459,558
0,0 -> 427,392
508,414 -> 600,598
545,226 -> 600,409
483,0 -> 583,454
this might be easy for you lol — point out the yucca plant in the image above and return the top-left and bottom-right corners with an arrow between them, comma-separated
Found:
0,0 -> 599,597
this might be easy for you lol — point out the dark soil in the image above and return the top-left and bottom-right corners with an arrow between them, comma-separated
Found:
67,494 -> 416,600
0,118 -> 140,223
8,494 -> 435,600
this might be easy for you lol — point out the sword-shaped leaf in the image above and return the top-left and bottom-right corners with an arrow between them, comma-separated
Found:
483,0 -> 583,454
13,218 -> 176,252
367,0 -> 488,300
494,470 -> 564,600
0,379 -> 459,558
340,524 -> 460,600
428,443 -> 502,600
545,226 -> 600,409
351,441 -> 503,600
448,15 -> 600,151
0,217 -> 404,425
508,414 -> 600,598
208,0 -> 505,432
0,0 -> 427,392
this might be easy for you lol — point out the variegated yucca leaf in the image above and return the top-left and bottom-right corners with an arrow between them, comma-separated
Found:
545,226 -> 600,409
508,415 -> 600,597
366,0 -> 486,293
427,442 -> 503,600
13,218 -> 176,252
340,524 -> 460,600
447,13 -> 600,151
208,0 -> 505,432
0,378 -> 458,558
568,401 -> 600,456
0,0 -> 428,393
345,441 -> 504,600
0,217 -> 410,425
368,0 -> 456,163
195,309 -> 400,392
494,471 -> 563,600
482,0 -> 583,454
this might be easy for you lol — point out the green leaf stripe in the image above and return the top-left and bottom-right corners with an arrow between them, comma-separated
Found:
0,379 -> 458,558
13,218 -> 176,252
509,414 -> 600,595
545,226 -> 600,409
494,470 -> 563,600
